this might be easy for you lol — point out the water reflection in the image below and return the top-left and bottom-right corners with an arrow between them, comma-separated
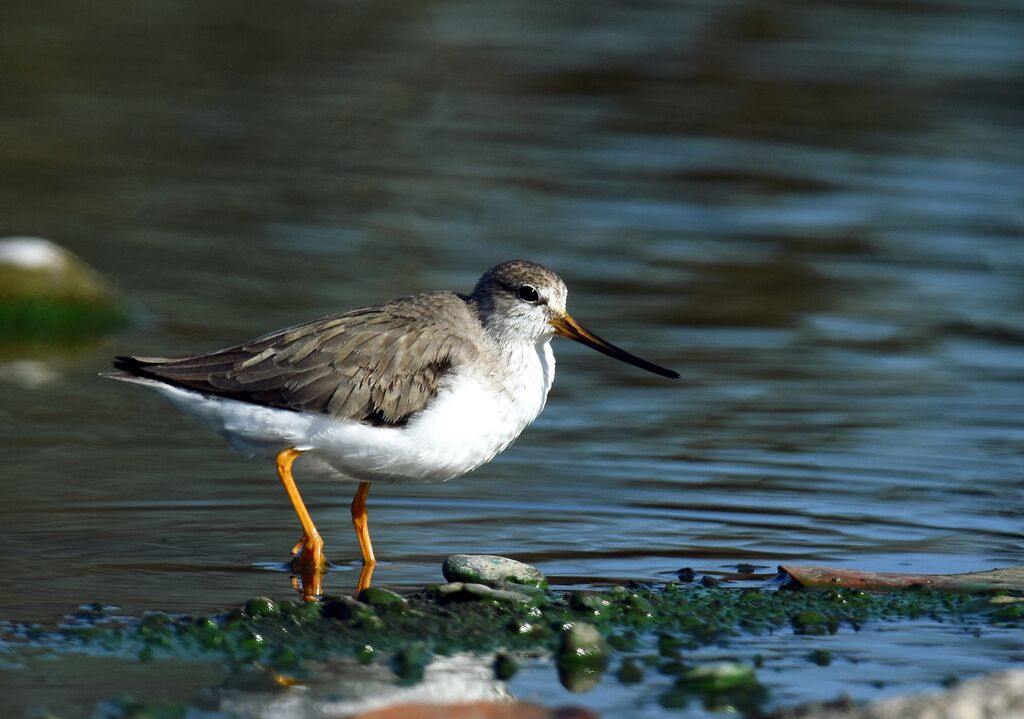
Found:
208,654 -> 513,718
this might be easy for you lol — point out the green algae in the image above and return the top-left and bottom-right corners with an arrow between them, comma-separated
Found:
0,580 -> 1017,719
2,583 -> 1016,679
0,297 -> 127,343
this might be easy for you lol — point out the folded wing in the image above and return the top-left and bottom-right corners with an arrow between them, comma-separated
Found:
113,292 -> 484,427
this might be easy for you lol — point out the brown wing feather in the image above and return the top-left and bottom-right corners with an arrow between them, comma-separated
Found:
113,292 -> 485,427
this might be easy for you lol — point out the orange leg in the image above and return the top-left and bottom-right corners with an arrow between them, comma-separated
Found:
351,481 -> 376,593
276,448 -> 326,582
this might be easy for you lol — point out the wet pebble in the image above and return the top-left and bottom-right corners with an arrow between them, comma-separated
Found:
392,641 -> 430,682
357,587 -> 408,611
556,622 -> 610,670
568,591 -> 612,618
676,661 -> 757,692
321,595 -> 366,620
617,658 -> 645,684
442,554 -> 547,589
793,610 -> 834,635
493,652 -> 518,680
243,596 -> 280,619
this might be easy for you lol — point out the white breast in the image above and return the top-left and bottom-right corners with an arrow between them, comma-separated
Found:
304,337 -> 556,483
149,337 -> 557,485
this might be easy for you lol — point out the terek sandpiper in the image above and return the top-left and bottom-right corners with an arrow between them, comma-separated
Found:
107,260 -> 678,596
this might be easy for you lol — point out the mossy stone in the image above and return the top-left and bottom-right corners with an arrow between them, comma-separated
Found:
569,590 -> 612,618
809,649 -> 832,666
617,658 -> 645,684
243,597 -> 280,620
556,622 -> 610,670
393,641 -> 430,682
442,554 -> 547,589
322,595 -> 366,620
676,662 -> 757,692
286,601 -> 323,625
792,609 -> 829,634
493,652 -> 518,680
357,587 -> 407,611
0,237 -> 128,341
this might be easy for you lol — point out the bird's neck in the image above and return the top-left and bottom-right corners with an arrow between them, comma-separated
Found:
487,335 -> 556,420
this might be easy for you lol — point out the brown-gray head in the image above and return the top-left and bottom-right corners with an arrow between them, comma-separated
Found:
470,260 -> 679,379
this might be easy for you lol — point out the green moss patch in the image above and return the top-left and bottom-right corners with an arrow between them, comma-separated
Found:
2,583 -> 1017,675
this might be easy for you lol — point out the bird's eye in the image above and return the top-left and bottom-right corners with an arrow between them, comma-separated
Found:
517,284 -> 540,303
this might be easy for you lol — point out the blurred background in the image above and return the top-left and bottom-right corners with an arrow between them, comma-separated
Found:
1,0 -> 1022,653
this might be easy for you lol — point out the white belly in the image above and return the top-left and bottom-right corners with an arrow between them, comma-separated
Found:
149,339 -> 556,484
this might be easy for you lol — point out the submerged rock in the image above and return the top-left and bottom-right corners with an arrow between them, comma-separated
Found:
0,237 -> 126,342
676,662 -> 758,692
442,555 -> 547,589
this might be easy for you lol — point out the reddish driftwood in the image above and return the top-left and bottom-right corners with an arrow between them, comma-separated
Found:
780,564 -> 1024,592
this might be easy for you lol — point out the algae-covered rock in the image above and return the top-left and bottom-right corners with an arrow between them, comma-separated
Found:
569,591 -> 613,618
493,652 -> 519,680
442,554 -> 547,589
357,587 -> 408,611
0,237 -> 127,342
556,622 -> 610,670
321,595 -> 365,620
242,596 -> 280,619
556,623 -> 609,694
677,662 -> 757,692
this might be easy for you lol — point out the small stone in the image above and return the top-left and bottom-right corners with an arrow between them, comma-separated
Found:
432,582 -> 465,598
243,597 -> 280,620
792,610 -> 829,634
658,634 -> 686,658
357,587 -> 408,611
392,641 -> 430,682
989,596 -> 1024,605
286,601 -> 324,625
556,622 -> 610,670
493,653 -> 518,680
617,658 -> 644,684
676,662 -> 756,692
442,554 -> 547,589
808,649 -> 832,666
438,582 -> 533,605
568,591 -> 612,618
322,595 -> 366,620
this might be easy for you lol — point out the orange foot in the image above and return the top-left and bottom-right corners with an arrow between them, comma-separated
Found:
290,534 -> 326,601
291,533 -> 326,572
